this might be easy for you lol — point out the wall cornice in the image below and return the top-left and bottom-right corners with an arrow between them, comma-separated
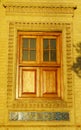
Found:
3,2 -> 76,16
3,2 -> 76,8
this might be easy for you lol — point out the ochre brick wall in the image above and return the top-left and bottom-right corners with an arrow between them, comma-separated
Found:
73,1 -> 81,125
0,0 -> 81,129
0,2 -> 8,124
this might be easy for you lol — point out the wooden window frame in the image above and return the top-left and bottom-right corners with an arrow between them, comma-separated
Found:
16,31 -> 62,99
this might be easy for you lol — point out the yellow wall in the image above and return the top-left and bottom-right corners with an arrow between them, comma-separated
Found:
73,1 -> 81,125
0,0 -> 81,129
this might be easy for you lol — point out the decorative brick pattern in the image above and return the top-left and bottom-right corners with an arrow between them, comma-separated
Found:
7,22 -> 15,108
7,22 -> 73,110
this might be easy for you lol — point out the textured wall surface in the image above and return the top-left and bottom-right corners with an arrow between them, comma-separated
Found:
0,0 -> 81,129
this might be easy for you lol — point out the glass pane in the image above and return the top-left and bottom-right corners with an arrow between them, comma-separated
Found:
43,39 -> 49,49
50,39 -> 56,49
43,51 -> 49,61
23,38 -> 29,48
50,50 -> 56,61
30,39 -> 36,49
30,51 -> 36,61
22,50 -> 28,61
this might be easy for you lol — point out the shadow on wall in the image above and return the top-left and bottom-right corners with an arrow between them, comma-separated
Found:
72,42 -> 81,78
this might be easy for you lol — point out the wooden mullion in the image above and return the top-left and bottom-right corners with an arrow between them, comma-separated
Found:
20,36 -> 23,63
28,39 -> 30,61
49,39 -> 50,61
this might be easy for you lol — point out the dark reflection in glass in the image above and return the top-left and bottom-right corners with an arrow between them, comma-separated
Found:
30,39 -> 36,49
30,51 -> 36,61
23,38 -> 29,48
22,50 -> 28,61
43,51 -> 49,61
50,50 -> 56,61
50,39 -> 56,49
43,39 -> 49,49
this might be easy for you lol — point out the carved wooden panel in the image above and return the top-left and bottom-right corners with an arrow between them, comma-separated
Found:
22,70 -> 35,93
18,67 -> 38,98
41,68 -> 61,98
43,70 -> 57,94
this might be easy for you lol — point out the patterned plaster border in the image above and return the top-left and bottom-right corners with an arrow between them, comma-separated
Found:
7,21 -> 73,110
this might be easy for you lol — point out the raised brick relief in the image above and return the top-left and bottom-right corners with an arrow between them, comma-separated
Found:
7,22 -> 73,110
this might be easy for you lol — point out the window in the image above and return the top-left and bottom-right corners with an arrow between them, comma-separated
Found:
16,32 -> 62,99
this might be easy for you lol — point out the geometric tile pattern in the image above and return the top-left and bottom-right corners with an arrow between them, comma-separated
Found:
9,112 -> 69,121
